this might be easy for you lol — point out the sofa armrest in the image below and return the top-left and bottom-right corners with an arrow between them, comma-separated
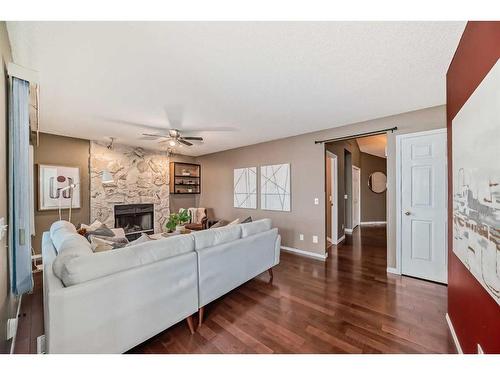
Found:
274,234 -> 281,266
196,228 -> 278,307
44,251 -> 199,353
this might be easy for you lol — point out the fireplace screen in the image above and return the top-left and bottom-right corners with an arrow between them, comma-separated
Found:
114,204 -> 154,240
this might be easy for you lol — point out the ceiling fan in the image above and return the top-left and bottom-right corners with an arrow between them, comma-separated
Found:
138,106 -> 236,148
142,128 -> 203,147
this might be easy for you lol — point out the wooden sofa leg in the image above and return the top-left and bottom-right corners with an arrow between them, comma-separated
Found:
268,267 -> 274,282
198,306 -> 205,328
186,315 -> 195,334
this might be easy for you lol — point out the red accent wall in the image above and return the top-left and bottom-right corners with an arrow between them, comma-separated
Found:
447,21 -> 500,354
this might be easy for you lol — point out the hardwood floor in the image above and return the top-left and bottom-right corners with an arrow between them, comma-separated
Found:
17,225 -> 456,354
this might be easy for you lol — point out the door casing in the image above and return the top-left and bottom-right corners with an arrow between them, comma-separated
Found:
352,165 -> 361,229
326,151 -> 339,244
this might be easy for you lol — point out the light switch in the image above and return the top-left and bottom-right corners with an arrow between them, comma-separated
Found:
312,235 -> 318,244
344,194 -> 348,200
314,198 -> 319,205
299,234 -> 304,241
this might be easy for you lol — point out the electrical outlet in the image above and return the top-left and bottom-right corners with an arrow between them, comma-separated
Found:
314,198 -> 319,205
477,344 -> 484,354
0,217 -> 7,241
344,194 -> 348,200
312,235 -> 318,244
299,234 -> 304,241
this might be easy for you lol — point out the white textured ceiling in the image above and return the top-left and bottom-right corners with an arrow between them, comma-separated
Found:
356,134 -> 387,159
6,22 -> 465,156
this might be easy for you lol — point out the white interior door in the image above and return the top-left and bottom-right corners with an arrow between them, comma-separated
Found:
329,154 -> 338,243
352,166 -> 361,228
400,130 -> 447,283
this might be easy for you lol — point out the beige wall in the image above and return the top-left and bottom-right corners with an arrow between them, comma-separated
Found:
360,152 -> 387,222
33,133 -> 91,254
197,105 -> 446,265
0,21 -> 13,354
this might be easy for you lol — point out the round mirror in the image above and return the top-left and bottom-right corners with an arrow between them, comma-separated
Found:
368,171 -> 387,193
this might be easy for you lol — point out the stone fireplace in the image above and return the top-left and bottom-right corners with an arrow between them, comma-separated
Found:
90,141 -> 170,233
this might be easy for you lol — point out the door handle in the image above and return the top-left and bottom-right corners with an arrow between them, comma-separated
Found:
404,211 -> 411,216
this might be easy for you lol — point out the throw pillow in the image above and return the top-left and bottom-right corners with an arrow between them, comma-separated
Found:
84,224 -> 115,240
89,235 -> 129,252
241,216 -> 252,223
227,218 -> 241,226
80,220 -> 103,232
210,219 -> 228,228
126,233 -> 152,247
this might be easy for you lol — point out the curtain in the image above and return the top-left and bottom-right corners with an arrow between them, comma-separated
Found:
8,77 -> 33,296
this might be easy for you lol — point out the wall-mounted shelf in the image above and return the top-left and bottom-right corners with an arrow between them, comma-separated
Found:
169,162 -> 201,194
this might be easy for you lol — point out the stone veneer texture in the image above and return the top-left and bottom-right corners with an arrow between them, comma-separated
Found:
90,141 -> 170,233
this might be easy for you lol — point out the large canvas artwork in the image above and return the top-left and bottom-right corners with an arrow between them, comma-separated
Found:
234,167 -> 257,209
38,164 -> 81,210
261,163 -> 290,211
452,60 -> 500,305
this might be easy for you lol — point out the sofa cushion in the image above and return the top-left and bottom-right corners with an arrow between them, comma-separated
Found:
60,233 -> 195,286
52,232 -> 93,280
193,225 -> 242,251
241,218 -> 272,238
49,220 -> 77,252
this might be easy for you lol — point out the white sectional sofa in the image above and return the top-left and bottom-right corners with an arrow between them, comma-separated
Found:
42,218 -> 280,353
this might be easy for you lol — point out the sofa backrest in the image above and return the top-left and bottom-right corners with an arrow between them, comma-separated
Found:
192,225 -> 242,251
58,233 -> 195,287
240,218 -> 272,238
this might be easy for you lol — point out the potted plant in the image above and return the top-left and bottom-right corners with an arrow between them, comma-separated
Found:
165,209 -> 191,233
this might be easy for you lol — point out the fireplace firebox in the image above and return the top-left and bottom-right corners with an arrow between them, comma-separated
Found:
114,204 -> 154,240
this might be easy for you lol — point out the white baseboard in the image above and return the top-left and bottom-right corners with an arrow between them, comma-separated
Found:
344,228 -> 353,234
8,295 -> 22,354
446,313 -> 463,354
280,246 -> 327,261
386,267 -> 401,275
328,235 -> 345,245
361,221 -> 387,225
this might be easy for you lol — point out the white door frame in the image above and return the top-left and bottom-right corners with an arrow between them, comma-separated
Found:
352,165 -> 361,229
395,128 -> 447,276
326,151 -> 339,244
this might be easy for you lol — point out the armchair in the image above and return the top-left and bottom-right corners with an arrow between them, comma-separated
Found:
182,208 -> 208,231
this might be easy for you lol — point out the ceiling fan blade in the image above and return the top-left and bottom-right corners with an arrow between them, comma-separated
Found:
178,139 -> 193,146
141,133 -> 169,139
182,136 -> 203,141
